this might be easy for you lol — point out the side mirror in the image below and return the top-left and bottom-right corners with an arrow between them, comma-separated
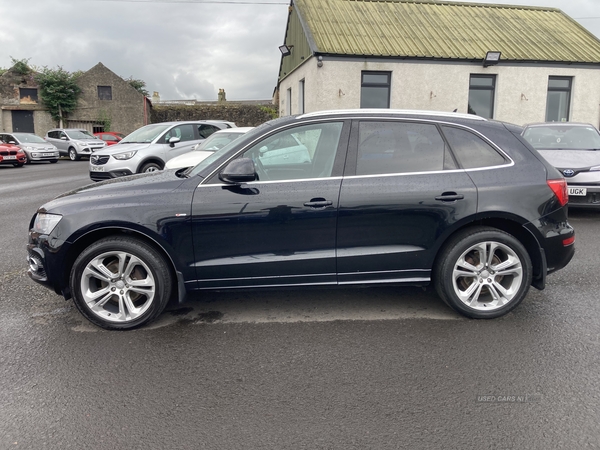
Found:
168,136 -> 181,147
219,158 -> 257,184
60,136 -> 68,141
8,141 -> 17,145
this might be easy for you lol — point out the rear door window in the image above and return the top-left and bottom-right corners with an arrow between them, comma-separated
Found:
442,126 -> 507,169
355,121 -> 456,175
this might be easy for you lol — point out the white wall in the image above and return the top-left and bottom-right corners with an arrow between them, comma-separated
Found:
279,58 -> 600,127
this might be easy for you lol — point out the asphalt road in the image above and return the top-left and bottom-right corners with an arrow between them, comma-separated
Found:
1,160 -> 600,449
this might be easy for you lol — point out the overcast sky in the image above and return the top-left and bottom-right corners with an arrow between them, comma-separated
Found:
0,0 -> 598,101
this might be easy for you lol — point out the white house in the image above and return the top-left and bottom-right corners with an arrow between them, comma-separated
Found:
277,0 -> 600,126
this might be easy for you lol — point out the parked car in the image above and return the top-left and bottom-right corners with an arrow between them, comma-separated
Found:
94,131 -> 125,146
45,129 -> 107,161
28,109 -> 575,330
89,120 -> 237,181
165,127 -> 254,170
0,132 -> 59,164
0,142 -> 27,167
522,123 -> 600,208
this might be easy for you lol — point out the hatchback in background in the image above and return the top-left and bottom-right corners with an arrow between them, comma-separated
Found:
45,129 -> 107,161
0,132 -> 59,164
28,110 -> 574,330
89,120 -> 236,181
0,142 -> 26,167
522,122 -> 600,208
165,127 -> 254,170
94,131 -> 125,146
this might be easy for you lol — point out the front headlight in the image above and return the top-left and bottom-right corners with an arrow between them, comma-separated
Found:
590,165 -> 600,172
112,150 -> 137,160
25,146 -> 35,151
33,213 -> 62,235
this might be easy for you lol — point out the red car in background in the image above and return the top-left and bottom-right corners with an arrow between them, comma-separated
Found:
0,143 -> 26,167
94,131 -> 125,146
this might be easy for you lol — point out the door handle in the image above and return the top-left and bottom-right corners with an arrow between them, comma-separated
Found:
304,199 -> 333,208
435,193 -> 465,202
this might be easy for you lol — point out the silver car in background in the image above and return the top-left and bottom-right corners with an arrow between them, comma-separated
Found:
0,132 -> 59,164
45,129 -> 106,161
522,122 -> 600,208
89,120 -> 236,181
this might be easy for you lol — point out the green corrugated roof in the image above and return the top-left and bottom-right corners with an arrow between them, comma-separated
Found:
293,0 -> 600,62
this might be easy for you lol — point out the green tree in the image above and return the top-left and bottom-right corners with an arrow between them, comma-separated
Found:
35,66 -> 81,126
10,57 -> 32,75
124,76 -> 149,97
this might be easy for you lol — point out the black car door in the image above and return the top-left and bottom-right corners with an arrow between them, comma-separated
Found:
191,120 -> 350,289
336,119 -> 478,284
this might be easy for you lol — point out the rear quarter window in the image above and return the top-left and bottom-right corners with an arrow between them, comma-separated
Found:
442,126 -> 506,169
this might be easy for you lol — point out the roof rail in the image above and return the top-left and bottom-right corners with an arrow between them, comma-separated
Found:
298,109 -> 487,121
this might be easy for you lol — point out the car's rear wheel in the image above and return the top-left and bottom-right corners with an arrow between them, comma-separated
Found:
70,236 -> 173,330
140,162 -> 162,173
434,227 -> 532,319
69,148 -> 80,161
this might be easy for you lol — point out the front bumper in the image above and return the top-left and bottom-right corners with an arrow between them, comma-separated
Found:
90,168 -> 134,181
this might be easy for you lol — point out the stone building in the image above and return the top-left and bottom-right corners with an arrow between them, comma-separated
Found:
70,62 -> 150,135
277,0 -> 600,126
0,62 -> 150,136
0,66 -> 54,134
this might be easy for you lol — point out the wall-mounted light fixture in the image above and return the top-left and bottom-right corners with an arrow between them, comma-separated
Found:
279,44 -> 294,57
317,55 -> 323,68
483,51 -> 501,67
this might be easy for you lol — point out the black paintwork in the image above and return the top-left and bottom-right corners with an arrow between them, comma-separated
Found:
27,111 -> 575,300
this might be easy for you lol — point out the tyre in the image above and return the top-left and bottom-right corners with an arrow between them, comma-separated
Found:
50,159 -> 58,163
69,236 -> 173,330
69,148 -> 81,161
13,163 -> 24,167
434,227 -> 532,319
140,162 -> 162,173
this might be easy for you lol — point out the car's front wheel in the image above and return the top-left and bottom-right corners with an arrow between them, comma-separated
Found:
69,148 -> 81,161
50,160 -> 58,164
70,236 -> 173,330
140,162 -> 162,173
434,227 -> 532,319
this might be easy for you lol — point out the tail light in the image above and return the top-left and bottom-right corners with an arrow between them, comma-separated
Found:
547,179 -> 568,206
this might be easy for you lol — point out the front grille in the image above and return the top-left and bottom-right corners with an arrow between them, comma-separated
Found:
90,171 -> 112,181
0,150 -> 17,156
91,155 -> 109,165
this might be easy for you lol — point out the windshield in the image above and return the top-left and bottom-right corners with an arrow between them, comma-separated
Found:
196,132 -> 246,152
523,125 -> 600,150
13,133 -> 46,143
67,130 -> 96,140
186,140 -> 241,176
120,124 -> 172,144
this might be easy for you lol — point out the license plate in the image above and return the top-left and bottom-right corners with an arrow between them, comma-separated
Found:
43,153 -> 55,157
568,187 -> 587,196
4,155 -> 16,160
90,165 -> 104,172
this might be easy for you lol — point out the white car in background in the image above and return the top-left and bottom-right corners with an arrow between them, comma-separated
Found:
165,127 -> 254,170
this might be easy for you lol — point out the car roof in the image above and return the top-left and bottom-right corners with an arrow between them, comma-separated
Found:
524,122 -> 596,128
212,127 -> 253,134
299,109 -> 488,122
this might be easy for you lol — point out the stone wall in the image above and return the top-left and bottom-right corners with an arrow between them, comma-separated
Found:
72,62 -> 148,134
151,103 -> 278,127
